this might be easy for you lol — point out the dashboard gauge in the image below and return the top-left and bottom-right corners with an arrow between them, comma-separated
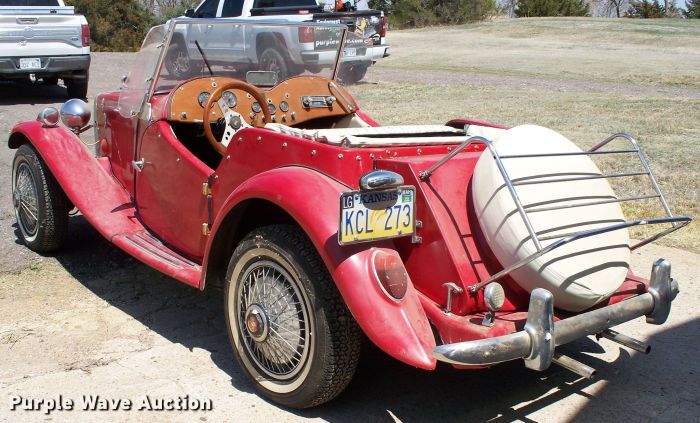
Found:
222,91 -> 237,108
279,100 -> 289,112
251,102 -> 262,113
197,91 -> 211,108
268,103 -> 276,115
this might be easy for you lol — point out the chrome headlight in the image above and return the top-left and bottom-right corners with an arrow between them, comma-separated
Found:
60,99 -> 91,131
36,107 -> 59,127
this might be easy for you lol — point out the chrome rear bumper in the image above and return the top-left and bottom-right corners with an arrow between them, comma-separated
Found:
433,259 -> 679,371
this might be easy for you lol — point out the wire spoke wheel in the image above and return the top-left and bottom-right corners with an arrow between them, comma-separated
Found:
11,144 -> 69,252
237,260 -> 311,380
13,162 -> 39,237
225,225 -> 361,408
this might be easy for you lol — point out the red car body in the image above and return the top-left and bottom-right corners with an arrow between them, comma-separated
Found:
8,19 -> 689,408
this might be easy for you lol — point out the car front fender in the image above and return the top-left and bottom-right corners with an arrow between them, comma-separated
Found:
8,120 -> 139,239
206,166 -> 437,370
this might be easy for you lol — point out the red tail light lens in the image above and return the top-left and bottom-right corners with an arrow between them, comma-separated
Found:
380,16 -> 388,38
81,24 -> 91,47
372,251 -> 408,301
298,27 -> 314,43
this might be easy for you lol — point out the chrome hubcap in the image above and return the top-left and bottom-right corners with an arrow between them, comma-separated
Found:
237,260 -> 310,380
14,163 -> 39,236
245,304 -> 269,342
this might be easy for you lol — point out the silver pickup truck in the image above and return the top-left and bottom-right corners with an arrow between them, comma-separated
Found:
171,0 -> 389,83
0,0 -> 90,98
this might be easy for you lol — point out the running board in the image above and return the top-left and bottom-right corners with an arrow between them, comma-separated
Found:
113,230 -> 201,288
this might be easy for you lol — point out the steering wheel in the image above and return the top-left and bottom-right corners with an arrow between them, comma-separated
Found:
203,80 -> 272,156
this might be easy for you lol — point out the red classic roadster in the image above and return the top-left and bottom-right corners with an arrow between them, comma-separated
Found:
8,19 -> 691,408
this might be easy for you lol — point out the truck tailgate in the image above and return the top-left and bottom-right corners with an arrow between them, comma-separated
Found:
0,13 -> 86,57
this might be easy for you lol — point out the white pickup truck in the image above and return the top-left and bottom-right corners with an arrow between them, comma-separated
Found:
172,0 -> 389,83
0,0 -> 90,98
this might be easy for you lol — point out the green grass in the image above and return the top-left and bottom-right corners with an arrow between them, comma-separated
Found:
351,17 -> 700,251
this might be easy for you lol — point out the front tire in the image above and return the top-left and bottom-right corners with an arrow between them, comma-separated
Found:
225,225 -> 361,408
12,144 -> 69,252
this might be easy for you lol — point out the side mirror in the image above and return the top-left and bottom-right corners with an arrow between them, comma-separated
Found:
185,8 -> 194,17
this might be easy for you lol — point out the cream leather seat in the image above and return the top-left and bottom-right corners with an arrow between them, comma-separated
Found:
472,125 -> 630,312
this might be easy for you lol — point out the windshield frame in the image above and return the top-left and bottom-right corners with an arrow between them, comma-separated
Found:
139,18 -> 349,110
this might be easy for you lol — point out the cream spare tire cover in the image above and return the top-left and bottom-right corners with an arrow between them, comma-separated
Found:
472,125 -> 630,312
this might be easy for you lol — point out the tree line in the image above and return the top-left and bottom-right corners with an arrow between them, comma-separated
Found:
65,0 -> 700,51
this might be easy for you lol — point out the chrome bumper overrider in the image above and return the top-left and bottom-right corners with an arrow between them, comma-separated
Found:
432,259 -> 679,371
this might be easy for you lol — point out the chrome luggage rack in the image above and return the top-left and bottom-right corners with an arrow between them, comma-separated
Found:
419,132 -> 691,293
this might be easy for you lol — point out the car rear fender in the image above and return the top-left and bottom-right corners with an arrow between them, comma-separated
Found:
205,166 -> 437,370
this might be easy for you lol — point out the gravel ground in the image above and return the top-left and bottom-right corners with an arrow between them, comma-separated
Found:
0,53 -> 698,423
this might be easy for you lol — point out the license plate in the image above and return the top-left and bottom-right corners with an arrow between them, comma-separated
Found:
19,58 -> 41,70
343,47 -> 356,57
339,187 -> 416,245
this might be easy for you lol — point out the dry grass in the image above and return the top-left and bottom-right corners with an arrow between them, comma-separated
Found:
351,18 -> 700,251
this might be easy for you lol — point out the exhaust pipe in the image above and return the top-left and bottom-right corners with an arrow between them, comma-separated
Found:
552,352 -> 596,379
597,329 -> 651,354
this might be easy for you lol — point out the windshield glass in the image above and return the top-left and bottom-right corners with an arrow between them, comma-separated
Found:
118,24 -> 167,117
150,19 -> 347,93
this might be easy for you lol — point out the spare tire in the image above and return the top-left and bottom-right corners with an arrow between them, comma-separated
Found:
472,125 -> 630,312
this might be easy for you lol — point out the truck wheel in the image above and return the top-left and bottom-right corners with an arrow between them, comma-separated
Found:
225,224 -> 361,408
12,144 -> 69,253
259,47 -> 289,82
66,76 -> 88,99
338,64 -> 368,84
165,43 -> 192,79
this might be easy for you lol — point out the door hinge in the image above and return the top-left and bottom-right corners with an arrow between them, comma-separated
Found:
132,158 -> 145,172
202,181 -> 212,196
202,175 -> 215,237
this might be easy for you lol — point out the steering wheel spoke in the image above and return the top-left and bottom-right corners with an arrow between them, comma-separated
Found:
203,81 -> 271,155
221,111 -> 251,147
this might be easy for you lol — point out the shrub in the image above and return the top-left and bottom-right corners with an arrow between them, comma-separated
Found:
515,0 -> 590,17
685,0 -> 700,17
625,0 -> 666,17
65,0 -> 156,51
389,0 -> 497,28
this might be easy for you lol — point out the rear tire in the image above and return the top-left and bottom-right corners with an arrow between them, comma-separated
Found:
224,224 -> 361,408
66,74 -> 88,99
12,144 -> 69,253
338,64 -> 368,84
165,42 -> 193,79
259,47 -> 290,82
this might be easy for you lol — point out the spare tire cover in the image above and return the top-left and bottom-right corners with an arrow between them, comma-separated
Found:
472,125 -> 630,312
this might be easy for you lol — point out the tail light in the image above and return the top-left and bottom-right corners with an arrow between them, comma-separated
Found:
336,0 -> 344,11
380,16 -> 388,38
298,27 -> 314,43
372,250 -> 408,301
81,24 -> 91,47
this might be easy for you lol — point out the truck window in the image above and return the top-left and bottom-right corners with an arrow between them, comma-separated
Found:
0,0 -> 61,5
221,0 -> 244,17
194,0 -> 219,17
252,0 -> 317,7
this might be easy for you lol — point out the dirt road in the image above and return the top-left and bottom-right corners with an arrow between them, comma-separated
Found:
0,52 -> 698,423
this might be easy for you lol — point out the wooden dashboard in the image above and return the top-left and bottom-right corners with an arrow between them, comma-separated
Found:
166,75 -> 355,127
